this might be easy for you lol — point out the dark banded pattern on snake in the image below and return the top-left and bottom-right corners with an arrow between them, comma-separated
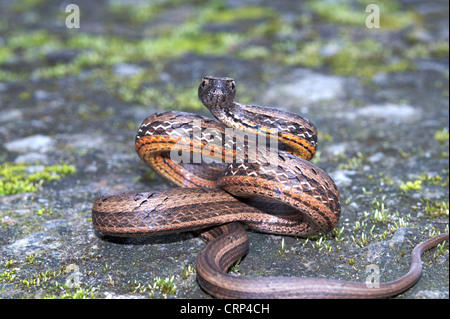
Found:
92,76 -> 448,298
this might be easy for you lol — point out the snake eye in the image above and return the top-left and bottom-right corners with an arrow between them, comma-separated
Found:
201,79 -> 208,88
230,81 -> 235,91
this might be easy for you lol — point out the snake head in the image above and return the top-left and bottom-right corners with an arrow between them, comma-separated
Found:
198,76 -> 236,115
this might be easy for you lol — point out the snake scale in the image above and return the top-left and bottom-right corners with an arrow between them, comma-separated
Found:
92,76 -> 448,298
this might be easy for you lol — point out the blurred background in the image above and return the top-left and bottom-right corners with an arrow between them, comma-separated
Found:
0,0 -> 448,299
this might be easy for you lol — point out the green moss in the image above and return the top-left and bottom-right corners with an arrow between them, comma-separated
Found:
251,1 -> 423,81
399,172 -> 448,194
0,70 -> 24,82
108,2 -> 162,25
137,22 -> 245,59
7,30 -> 56,50
270,36 -> 416,81
431,41 -> 450,58
318,131 -> 333,142
0,162 -> 76,196
5,30 -> 63,66
0,168 -> 40,196
337,152 -> 366,170
32,63 -> 79,79
202,3 -> 277,24
0,257 -> 98,298
112,77 -> 203,110
280,41 -> 325,68
308,1 -> 367,26
0,0 -> 437,88
36,208 -> 54,217
0,270 -> 16,284
60,287 -> 97,299
29,23 -> 245,80
308,0 -> 419,30
329,39 -> 414,80
77,103 -> 115,120
399,179 -> 423,193
0,2 -> 277,83
60,11 -> 246,63
0,46 -> 13,64
9,0 -> 45,13
238,45 -> 271,60
435,128 -> 449,143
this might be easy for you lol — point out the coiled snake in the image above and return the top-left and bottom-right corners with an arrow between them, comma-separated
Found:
92,76 -> 448,298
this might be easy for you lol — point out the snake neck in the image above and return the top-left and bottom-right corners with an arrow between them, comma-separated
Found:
208,101 -> 241,129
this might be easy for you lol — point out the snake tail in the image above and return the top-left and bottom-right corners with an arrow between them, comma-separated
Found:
196,226 -> 448,299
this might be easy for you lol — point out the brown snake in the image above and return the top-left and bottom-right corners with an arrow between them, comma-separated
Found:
92,76 -> 449,298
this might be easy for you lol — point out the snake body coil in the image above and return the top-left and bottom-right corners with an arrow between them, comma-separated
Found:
92,76 -> 448,298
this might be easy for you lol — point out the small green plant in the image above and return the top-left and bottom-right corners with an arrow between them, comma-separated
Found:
24,254 -> 39,265
337,152 -> 366,170
18,269 -> 62,289
36,208 -> 54,216
399,179 -> 422,193
278,238 -> 287,256
368,225 -> 376,237
399,173 -> 447,194
422,199 -> 449,218
0,270 -> 16,283
434,128 -> 449,143
351,232 -> 369,248
129,280 -> 148,294
229,258 -> 242,274
331,226 -> 345,242
153,276 -> 177,296
388,217 -> 409,232
182,264 -> 195,279
103,263 -> 111,274
370,197 -> 392,224
61,287 -> 97,299
128,276 -> 177,297
435,241 -> 448,257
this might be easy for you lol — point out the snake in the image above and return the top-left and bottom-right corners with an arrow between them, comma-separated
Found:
92,76 -> 449,298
